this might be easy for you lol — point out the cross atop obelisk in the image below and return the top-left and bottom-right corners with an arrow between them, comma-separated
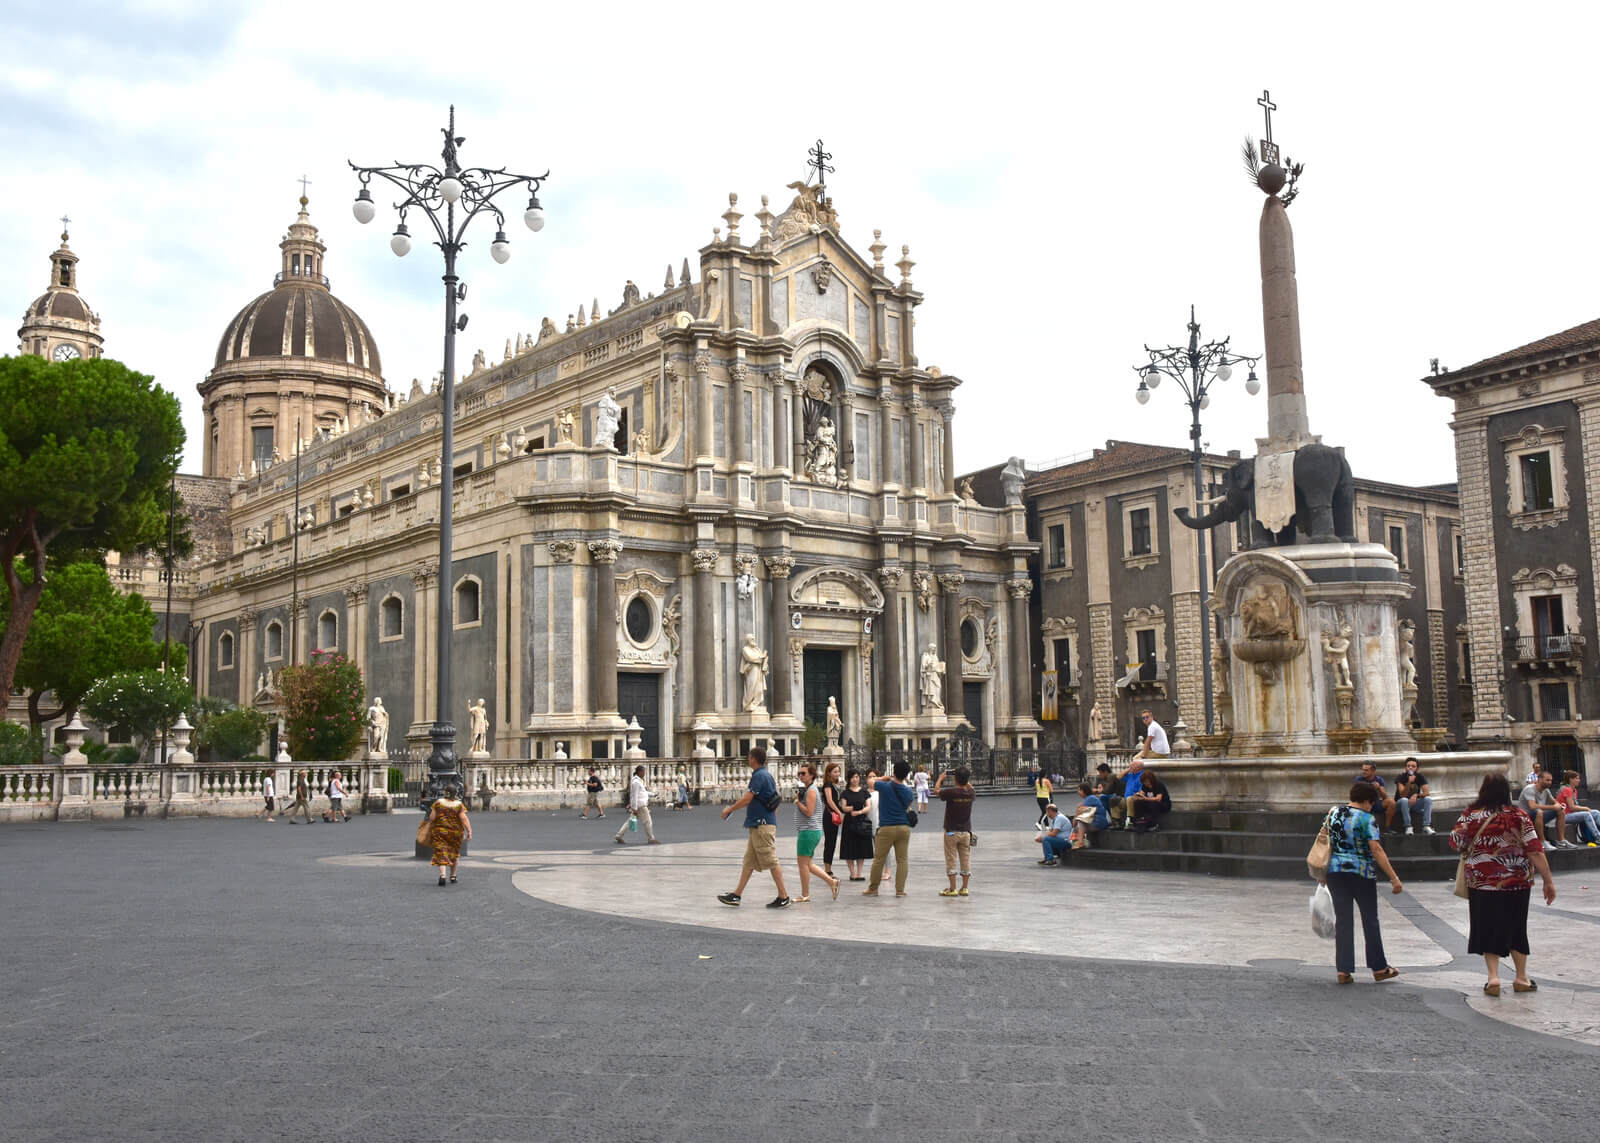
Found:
1251,91 -> 1314,448
1257,90 -> 1279,165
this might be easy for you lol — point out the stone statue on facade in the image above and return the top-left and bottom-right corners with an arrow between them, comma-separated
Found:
1323,622 -> 1353,689
1398,620 -> 1418,690
557,407 -> 575,444
595,388 -> 622,450
472,348 -> 486,372
467,697 -> 489,757
957,477 -> 977,504
366,696 -> 389,757
1000,457 -> 1027,506
632,427 -> 651,455
806,416 -> 838,485
825,696 -> 843,745
740,634 -> 769,712
539,316 -> 558,341
920,643 -> 946,713
1240,581 -> 1294,640
1088,699 -> 1104,742
553,740 -> 567,760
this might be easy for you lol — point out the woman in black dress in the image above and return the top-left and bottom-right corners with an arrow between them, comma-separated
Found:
820,762 -> 843,879
839,769 -> 874,881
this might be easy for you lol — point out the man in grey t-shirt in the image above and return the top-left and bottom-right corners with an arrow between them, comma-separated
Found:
1521,771 -> 1573,847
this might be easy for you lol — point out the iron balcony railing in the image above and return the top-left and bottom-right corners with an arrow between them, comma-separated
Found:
1509,633 -> 1586,662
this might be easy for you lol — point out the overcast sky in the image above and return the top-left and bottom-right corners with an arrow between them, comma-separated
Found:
5,2 -> 1597,487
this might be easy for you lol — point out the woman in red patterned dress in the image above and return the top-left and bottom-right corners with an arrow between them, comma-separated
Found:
1450,773 -> 1557,996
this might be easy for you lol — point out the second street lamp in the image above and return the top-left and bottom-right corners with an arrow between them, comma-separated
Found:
350,106 -> 548,814
1133,305 -> 1259,734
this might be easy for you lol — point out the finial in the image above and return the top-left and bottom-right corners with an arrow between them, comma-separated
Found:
756,194 -> 775,245
566,314 -> 576,332
722,193 -> 742,243
713,226 -> 721,244
59,213 -> 71,243
870,229 -> 886,272
896,244 -> 915,287
592,297 -> 600,322
577,305 -> 587,327
680,257 -> 692,285
665,264 -> 676,289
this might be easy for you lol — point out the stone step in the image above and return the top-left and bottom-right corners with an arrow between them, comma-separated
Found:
1159,809 -> 1466,834
1092,827 -> 1473,860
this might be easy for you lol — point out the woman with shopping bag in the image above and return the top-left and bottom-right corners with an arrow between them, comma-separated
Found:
1320,780 -> 1404,985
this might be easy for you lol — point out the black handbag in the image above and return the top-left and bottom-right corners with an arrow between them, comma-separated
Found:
906,809 -> 919,828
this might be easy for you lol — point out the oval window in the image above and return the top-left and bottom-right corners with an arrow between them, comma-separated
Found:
960,618 -> 979,658
625,596 -> 653,643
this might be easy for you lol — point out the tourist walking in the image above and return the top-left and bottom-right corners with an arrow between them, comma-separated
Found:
326,770 -> 350,822
257,771 -> 276,821
793,763 -> 840,902
913,765 -> 931,813
717,747 -> 791,908
1034,770 -> 1053,827
581,767 -> 606,819
1321,781 -> 1403,985
1450,772 -> 1558,996
839,769 -> 873,881
819,762 -> 843,878
426,785 -> 472,885
934,766 -> 975,897
866,761 -> 916,897
615,764 -> 658,845
282,770 -> 313,824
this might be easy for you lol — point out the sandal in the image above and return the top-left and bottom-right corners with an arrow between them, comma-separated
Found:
1483,982 -> 1501,996
1373,967 -> 1400,982
830,880 -> 840,901
1336,973 -> 1354,985
794,895 -> 810,903
939,888 -> 959,897
1513,979 -> 1538,993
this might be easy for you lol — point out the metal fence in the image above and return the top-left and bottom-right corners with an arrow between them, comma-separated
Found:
841,737 -> 1085,791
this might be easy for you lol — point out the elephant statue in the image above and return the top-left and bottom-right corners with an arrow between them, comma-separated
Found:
1173,442 -> 1355,548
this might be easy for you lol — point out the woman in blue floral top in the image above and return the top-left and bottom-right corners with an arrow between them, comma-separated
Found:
1323,780 -> 1404,984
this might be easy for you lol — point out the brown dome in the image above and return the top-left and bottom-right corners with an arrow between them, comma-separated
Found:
213,282 -> 382,374
29,290 -> 91,322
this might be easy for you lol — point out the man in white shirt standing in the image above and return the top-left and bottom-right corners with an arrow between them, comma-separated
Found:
615,765 -> 659,845
1137,710 -> 1171,761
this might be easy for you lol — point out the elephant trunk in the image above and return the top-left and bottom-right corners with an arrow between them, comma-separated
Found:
1175,504 -> 1231,531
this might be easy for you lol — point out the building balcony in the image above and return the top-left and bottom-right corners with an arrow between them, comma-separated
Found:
1508,634 -> 1586,669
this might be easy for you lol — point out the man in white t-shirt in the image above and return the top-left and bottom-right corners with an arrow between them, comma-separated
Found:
615,764 -> 659,845
1137,710 -> 1171,761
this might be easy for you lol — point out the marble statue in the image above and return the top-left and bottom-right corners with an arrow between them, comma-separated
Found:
1088,700 -> 1103,742
957,477 -> 977,504
595,388 -> 622,450
1398,621 -> 1418,689
540,316 -> 557,340
257,672 -> 266,697
553,741 -> 567,760
740,634 -> 769,712
806,416 -> 838,485
1000,457 -> 1027,506
468,697 -> 489,755
366,697 -> 389,756
919,643 -> 946,712
1323,622 -> 1353,688
632,428 -> 651,455
735,570 -> 757,600
825,696 -> 842,745
557,408 -> 575,444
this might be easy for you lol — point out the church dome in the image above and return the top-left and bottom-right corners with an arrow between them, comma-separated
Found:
29,288 -> 92,323
16,227 -> 104,361
209,198 -> 382,376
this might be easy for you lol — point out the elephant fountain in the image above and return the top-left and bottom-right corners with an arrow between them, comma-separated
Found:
1173,442 -> 1354,548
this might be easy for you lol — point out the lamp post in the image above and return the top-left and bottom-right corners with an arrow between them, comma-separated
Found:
350,106 -> 547,812
1133,305 -> 1259,733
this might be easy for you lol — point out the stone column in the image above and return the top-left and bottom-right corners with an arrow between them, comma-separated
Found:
840,390 -> 856,484
730,361 -> 749,465
694,346 -> 714,460
412,564 -> 436,729
938,572 -> 965,716
790,380 -> 806,475
290,599 -> 308,665
589,540 -> 622,716
237,610 -> 257,706
941,403 -> 957,493
1006,577 -> 1032,720
692,547 -> 718,715
877,567 -> 905,715
772,380 -> 788,470
908,396 -> 926,491
344,583 -> 368,676
1259,192 -> 1312,442
765,556 -> 795,715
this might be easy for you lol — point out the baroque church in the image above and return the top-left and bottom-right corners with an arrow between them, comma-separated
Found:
170,180 -> 1039,761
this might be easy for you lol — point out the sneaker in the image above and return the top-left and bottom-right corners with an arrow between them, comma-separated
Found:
1403,827 -> 1414,836
716,893 -> 741,907
1423,826 -> 1437,835
767,896 -> 791,909
1039,859 -> 1059,867
1558,839 -> 1578,849
939,888 -> 959,897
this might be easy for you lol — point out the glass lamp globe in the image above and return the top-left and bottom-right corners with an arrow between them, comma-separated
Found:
390,224 -> 412,257
1144,370 -> 1161,390
439,176 -> 464,204
352,188 -> 376,224
524,193 -> 545,232
490,230 -> 511,264
1199,394 -> 1211,410
1135,383 -> 1151,405
1216,364 -> 1233,382
1244,370 -> 1261,396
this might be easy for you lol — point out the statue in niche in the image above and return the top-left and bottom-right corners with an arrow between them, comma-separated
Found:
920,643 -> 946,713
1323,621 -> 1353,688
1088,700 -> 1103,742
1398,621 -> 1418,690
826,696 -> 843,745
468,698 -> 489,755
557,407 -> 576,444
595,388 -> 622,449
740,634 -> 769,712
800,367 -> 839,485
806,416 -> 838,485
366,696 -> 389,756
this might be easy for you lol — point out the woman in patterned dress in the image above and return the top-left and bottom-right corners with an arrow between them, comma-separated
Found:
1450,772 -> 1558,996
427,785 -> 472,886
1322,781 -> 1404,985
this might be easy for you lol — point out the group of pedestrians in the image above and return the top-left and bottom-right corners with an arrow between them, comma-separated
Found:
714,749 -> 976,908
257,769 -> 349,823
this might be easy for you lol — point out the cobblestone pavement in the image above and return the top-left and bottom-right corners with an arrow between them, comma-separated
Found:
4,798 -> 1598,1143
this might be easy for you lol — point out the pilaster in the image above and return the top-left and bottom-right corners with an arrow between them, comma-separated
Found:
1455,418 -> 1507,738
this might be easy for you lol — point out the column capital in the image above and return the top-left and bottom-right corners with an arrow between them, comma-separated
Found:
937,571 -> 966,594
344,582 -> 369,606
548,540 -> 576,564
238,609 -> 257,632
1005,577 -> 1032,600
588,539 -> 623,565
876,565 -> 904,590
764,555 -> 796,580
412,562 -> 439,588
694,349 -> 713,373
289,598 -> 308,618
729,362 -> 749,383
691,547 -> 719,573
733,553 -> 760,578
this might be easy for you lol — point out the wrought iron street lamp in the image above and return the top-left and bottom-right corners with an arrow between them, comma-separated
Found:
350,107 -> 548,811
1133,306 -> 1259,733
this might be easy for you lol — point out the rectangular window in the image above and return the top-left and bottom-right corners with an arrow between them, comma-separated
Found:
337,503 -> 354,518
251,426 -> 274,465
1129,508 -> 1152,557
1454,531 -> 1465,576
1460,641 -> 1472,680
1387,524 -> 1406,567
1521,451 -> 1555,511
1533,594 -> 1565,639
1053,637 -> 1071,684
1540,682 -> 1572,722
390,483 -> 411,499
1047,524 -> 1067,569
453,461 -> 473,478
1135,629 -> 1158,680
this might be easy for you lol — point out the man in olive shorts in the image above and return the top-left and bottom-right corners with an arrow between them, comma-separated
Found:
717,746 -> 791,909
580,767 -> 606,819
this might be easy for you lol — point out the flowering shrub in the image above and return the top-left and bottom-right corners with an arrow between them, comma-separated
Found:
280,650 -> 365,761
82,669 -> 194,761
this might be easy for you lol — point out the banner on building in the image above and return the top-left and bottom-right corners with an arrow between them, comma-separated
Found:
1041,670 -> 1059,721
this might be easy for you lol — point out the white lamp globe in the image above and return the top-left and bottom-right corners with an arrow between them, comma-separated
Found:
1244,370 -> 1261,396
1144,370 -> 1161,390
390,224 -> 412,257
524,193 -> 545,232
439,176 -> 464,204
1216,364 -> 1233,382
1135,384 -> 1151,406
352,189 -> 376,224
490,230 -> 511,265
1199,394 -> 1211,410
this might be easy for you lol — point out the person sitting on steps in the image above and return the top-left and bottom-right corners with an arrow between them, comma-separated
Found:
1071,781 -> 1108,848
1393,756 -> 1435,836
1556,771 -> 1600,846
1126,769 -> 1172,834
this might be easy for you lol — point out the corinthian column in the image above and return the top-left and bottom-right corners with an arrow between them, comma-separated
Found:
938,572 -> 965,716
344,583 -> 368,675
692,547 -> 718,715
877,566 -> 904,715
765,556 -> 795,714
1006,577 -> 1033,720
589,540 -> 622,716
694,347 -> 714,460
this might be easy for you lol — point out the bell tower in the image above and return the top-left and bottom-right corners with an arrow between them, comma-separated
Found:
17,220 -> 105,362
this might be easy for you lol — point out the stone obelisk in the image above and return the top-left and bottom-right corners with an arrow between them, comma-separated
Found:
1258,184 -> 1313,446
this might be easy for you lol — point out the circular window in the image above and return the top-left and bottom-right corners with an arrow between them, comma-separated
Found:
625,596 -> 653,644
960,618 -> 980,659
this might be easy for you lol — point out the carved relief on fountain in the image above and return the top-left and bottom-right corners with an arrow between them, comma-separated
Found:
1231,578 -> 1305,685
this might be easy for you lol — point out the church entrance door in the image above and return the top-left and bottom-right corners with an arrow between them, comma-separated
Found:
962,681 -> 985,740
617,672 -> 660,756
803,648 -> 844,737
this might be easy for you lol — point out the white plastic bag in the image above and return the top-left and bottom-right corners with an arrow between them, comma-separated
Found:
1309,883 -> 1336,940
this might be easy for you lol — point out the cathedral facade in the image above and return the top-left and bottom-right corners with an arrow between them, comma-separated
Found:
187,184 -> 1040,761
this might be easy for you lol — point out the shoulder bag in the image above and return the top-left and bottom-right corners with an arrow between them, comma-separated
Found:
1306,809 -> 1333,881
1453,812 -> 1496,899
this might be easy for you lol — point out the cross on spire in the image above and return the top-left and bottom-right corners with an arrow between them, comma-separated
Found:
807,139 -> 834,187
1257,90 -> 1277,142
59,214 -> 70,238
298,174 -> 312,201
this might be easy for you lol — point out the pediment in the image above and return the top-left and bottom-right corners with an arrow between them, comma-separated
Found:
789,565 -> 884,614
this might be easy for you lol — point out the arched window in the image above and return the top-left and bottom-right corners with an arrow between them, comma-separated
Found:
454,576 -> 481,627
317,610 -> 339,651
218,631 -> 235,669
380,594 -> 404,640
265,620 -> 283,660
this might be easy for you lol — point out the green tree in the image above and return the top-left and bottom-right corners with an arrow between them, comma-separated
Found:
280,650 -> 365,762
0,721 -> 44,766
195,705 -> 271,764
0,355 -> 185,713
81,668 -> 193,762
0,560 -> 180,738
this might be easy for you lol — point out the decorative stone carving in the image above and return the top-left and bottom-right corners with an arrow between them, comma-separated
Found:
938,572 -> 966,594
1005,577 -> 1031,600
1323,621 -> 1353,688
913,572 -> 934,612
876,566 -> 904,592
1240,582 -> 1293,640
588,539 -> 623,565
1398,619 -> 1419,690
467,698 -> 489,758
920,643 -> 946,713
595,388 -> 621,450
553,740 -> 568,760
787,566 -> 885,616
239,609 -> 258,632
548,540 -> 576,564
344,583 -> 368,606
691,547 -> 719,574
790,637 -> 804,683
734,554 -> 759,600
631,428 -> 651,455
556,407 -> 576,443
812,260 -> 833,293
806,415 -> 838,485
366,696 -> 389,758
662,595 -> 682,659
764,555 -> 795,580
740,634 -> 769,712
957,477 -> 977,504
1088,700 -> 1104,742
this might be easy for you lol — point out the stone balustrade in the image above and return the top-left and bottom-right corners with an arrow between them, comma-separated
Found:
462,755 -> 808,812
